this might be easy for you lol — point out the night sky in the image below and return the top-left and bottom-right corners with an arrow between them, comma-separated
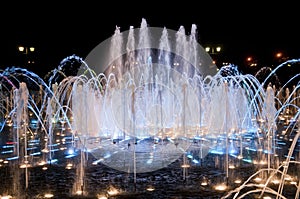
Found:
1,2 -> 299,78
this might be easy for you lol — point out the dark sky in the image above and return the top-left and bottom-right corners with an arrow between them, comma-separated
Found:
1,2 -> 299,77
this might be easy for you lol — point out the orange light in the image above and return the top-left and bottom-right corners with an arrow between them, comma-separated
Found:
276,52 -> 282,58
246,57 -> 252,62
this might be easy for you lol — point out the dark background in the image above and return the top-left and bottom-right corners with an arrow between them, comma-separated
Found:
1,2 -> 299,78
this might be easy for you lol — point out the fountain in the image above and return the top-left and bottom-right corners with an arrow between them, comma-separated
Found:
0,18 -> 299,198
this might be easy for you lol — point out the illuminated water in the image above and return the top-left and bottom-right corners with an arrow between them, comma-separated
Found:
0,18 -> 300,198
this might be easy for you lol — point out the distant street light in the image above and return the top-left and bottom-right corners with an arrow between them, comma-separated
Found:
204,45 -> 222,54
246,56 -> 257,67
18,46 -> 35,54
274,51 -> 288,63
276,52 -> 282,58
204,44 -> 223,66
18,45 -> 36,65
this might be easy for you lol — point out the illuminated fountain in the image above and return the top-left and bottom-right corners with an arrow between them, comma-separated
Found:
0,67 -> 79,198
65,19 -> 218,178
221,59 -> 300,199
0,18 -> 300,198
